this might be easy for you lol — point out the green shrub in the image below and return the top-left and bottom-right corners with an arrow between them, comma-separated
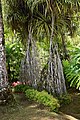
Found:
25,89 -> 60,112
25,89 -> 38,100
59,94 -> 72,106
6,41 -> 24,83
14,84 -> 32,93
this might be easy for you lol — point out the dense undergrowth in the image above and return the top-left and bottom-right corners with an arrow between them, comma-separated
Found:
13,84 -> 71,112
63,47 -> 80,89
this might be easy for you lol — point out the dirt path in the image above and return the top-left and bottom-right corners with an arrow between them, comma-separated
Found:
60,91 -> 80,120
0,92 -> 80,120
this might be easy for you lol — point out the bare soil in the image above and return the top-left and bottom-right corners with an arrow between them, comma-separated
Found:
60,89 -> 80,120
0,91 -> 80,120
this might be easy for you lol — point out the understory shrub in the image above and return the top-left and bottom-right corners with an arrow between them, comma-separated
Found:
13,84 -> 32,93
14,85 -> 71,112
6,41 -> 24,83
59,94 -> 72,106
63,47 -> 80,89
25,89 -> 60,112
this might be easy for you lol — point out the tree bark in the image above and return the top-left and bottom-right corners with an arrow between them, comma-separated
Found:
0,0 -> 8,89
46,12 -> 67,96
61,33 -> 68,60
20,26 -> 40,88
0,1 -> 14,105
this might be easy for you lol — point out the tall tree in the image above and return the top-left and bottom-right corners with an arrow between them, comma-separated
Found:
0,0 -> 13,105
4,0 -> 80,96
0,0 -> 8,89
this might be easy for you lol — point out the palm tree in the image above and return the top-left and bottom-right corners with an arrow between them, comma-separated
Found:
5,0 -> 80,96
34,0 -> 79,95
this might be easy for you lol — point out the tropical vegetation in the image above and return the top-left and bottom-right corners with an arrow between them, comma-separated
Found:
0,0 -> 80,118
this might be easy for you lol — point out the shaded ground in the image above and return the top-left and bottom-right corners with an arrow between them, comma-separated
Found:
60,89 -> 80,120
0,92 -> 80,120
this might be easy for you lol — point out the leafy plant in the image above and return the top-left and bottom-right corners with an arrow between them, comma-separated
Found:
25,89 -> 60,112
63,46 -> 80,89
5,40 -> 24,83
13,84 -> 72,111
13,84 -> 60,111
13,84 -> 32,93
59,94 -> 72,106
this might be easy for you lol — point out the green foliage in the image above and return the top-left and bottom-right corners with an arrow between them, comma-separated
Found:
63,47 -> 80,89
13,84 -> 60,111
13,84 -> 72,111
14,84 -> 32,93
25,89 -> 60,112
59,94 -> 72,106
5,40 -> 24,82
37,37 -> 49,68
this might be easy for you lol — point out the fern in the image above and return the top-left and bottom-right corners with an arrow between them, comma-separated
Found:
63,47 -> 80,89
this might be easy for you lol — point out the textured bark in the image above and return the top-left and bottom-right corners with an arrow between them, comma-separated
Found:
46,13 -> 67,96
20,27 -> 40,88
0,1 -> 8,89
0,1 -> 12,105
46,12 -> 54,93
61,33 -> 68,60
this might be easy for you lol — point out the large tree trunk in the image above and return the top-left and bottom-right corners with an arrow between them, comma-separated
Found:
20,26 -> 40,88
0,0 -> 8,89
0,1 -> 13,105
46,13 -> 67,96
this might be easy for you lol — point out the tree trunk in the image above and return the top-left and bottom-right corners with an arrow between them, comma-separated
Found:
46,13 -> 67,96
0,0 -> 8,89
20,26 -> 40,88
61,33 -> 68,60
0,1 -> 14,105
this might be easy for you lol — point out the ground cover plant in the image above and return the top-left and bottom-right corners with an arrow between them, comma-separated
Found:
13,84 -> 60,111
13,84 -> 72,112
25,89 -> 60,112
13,84 -> 32,93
